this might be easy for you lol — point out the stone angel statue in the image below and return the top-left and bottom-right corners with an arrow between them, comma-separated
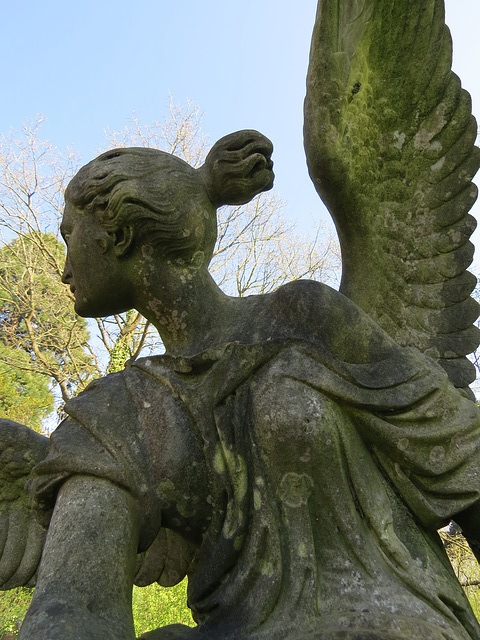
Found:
2,1 -> 480,639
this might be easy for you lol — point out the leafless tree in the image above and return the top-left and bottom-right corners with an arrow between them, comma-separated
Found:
0,100 -> 341,401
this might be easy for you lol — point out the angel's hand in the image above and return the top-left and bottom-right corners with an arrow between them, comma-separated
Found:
0,419 -> 49,588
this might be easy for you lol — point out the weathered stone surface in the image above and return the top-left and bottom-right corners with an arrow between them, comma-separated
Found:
138,625 -> 197,639
11,292 -> 480,639
0,1 -> 479,639
304,0 -> 480,391
0,421 -> 48,590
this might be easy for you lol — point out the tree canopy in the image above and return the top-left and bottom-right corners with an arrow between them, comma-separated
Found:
0,233 -> 96,405
0,357 -> 52,432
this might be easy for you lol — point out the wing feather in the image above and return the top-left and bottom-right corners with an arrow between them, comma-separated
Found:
0,420 -> 48,589
304,0 -> 480,389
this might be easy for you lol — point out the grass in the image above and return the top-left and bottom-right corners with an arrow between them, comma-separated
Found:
0,580 -> 193,638
0,588 -> 32,637
132,579 -> 194,636
2,548 -> 480,637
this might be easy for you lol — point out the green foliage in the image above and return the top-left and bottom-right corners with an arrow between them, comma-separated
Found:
442,527 -> 480,620
0,232 -> 96,402
0,355 -> 52,432
0,582 -> 193,637
107,333 -> 132,374
106,310 -> 140,374
0,588 -> 33,637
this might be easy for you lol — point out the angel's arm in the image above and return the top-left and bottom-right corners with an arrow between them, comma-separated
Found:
19,475 -> 140,640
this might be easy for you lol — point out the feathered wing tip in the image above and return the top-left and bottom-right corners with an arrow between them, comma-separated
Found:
304,0 -> 480,391
0,420 -> 49,589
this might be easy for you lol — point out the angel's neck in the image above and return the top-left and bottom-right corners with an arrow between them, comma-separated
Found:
135,267 -> 242,355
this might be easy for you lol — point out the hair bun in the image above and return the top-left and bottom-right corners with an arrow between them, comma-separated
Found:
198,130 -> 274,207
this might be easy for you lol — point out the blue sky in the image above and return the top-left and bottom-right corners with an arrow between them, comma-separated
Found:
1,1 -> 479,246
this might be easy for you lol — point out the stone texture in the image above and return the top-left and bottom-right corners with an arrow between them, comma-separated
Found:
304,0 -> 480,391
0,421 -> 48,590
18,287 -> 480,639
0,1 -> 479,639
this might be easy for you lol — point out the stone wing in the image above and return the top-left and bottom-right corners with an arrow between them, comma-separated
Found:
0,420 -> 48,589
304,0 -> 480,391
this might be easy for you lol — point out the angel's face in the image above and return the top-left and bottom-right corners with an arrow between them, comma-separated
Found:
60,202 -> 134,318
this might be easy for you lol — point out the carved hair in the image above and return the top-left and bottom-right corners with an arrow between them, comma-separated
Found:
198,130 -> 274,207
65,130 -> 274,265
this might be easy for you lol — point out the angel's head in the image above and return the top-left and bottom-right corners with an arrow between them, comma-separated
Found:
61,130 -> 274,317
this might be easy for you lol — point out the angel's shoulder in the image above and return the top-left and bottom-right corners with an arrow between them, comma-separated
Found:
267,279 -> 372,329
63,367 -> 151,427
270,278 -> 339,304
66,370 -> 128,409
263,279 -> 397,360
